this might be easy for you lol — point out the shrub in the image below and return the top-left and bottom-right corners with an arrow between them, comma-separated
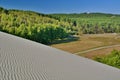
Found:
95,50 -> 120,69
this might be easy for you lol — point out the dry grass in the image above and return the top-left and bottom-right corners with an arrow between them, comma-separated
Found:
52,33 -> 120,53
80,46 -> 120,59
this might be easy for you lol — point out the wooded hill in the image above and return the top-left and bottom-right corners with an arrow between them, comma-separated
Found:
0,7 -> 71,44
50,13 -> 120,34
1,7 -> 120,44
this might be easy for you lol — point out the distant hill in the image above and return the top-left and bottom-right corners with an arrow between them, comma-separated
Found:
50,13 -> 120,34
50,12 -> 120,18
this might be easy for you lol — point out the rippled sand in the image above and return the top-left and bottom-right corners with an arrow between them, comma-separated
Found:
0,31 -> 120,80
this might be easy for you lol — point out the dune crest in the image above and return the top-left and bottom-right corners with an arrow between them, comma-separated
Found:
0,31 -> 120,80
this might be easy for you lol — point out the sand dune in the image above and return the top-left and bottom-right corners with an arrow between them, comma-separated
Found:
0,31 -> 120,80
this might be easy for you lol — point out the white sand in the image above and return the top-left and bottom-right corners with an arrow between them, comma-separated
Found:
0,31 -> 120,80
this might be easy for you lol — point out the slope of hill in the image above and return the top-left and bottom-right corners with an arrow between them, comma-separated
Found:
0,31 -> 120,80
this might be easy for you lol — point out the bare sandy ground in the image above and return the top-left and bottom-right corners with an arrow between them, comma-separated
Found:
0,31 -> 120,80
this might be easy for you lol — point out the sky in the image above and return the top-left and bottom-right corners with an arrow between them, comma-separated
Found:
0,0 -> 120,14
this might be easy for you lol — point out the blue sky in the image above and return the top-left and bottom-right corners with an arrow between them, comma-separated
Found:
0,0 -> 120,14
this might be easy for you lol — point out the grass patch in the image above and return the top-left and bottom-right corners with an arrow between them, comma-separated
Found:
52,33 -> 120,53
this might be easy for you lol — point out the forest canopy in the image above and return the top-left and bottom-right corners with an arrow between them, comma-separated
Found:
50,13 -> 120,34
0,7 -> 70,44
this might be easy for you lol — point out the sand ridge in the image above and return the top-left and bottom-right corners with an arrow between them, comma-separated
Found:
0,31 -> 120,80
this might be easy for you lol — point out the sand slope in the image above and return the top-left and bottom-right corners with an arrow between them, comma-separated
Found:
0,31 -> 120,80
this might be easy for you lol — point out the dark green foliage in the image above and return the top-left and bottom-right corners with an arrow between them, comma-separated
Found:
95,50 -> 120,69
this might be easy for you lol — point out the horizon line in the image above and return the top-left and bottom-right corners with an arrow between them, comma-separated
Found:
1,6 -> 120,15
